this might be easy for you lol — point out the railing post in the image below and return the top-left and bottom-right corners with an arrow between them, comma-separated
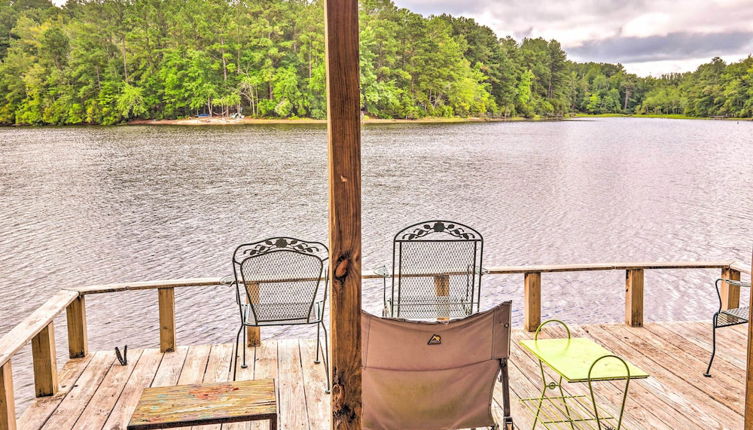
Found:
720,267 -> 742,310
625,269 -> 644,327
245,282 -> 261,347
0,361 -> 15,430
31,323 -> 58,397
66,295 -> 88,358
524,272 -> 541,332
158,288 -> 176,353
434,275 -> 450,321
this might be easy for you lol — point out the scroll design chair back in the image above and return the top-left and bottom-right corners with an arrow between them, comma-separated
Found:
385,220 -> 484,320
230,237 -> 330,391
362,301 -> 513,430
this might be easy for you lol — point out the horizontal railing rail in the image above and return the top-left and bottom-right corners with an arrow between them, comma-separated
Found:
0,259 -> 749,429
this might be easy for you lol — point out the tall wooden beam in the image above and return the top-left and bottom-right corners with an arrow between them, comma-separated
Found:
744,253 -> 753,429
324,0 -> 362,427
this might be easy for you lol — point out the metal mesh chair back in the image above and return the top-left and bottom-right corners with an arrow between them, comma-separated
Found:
391,220 -> 483,319
233,238 -> 328,325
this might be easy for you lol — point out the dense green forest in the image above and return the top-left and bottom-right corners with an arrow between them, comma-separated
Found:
1,0 -> 752,125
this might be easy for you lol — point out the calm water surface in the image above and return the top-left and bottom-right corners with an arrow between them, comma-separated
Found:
1,118 -> 752,404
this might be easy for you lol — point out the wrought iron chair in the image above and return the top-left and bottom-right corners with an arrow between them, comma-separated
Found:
705,276 -> 751,377
382,220 -> 484,320
229,237 -> 330,392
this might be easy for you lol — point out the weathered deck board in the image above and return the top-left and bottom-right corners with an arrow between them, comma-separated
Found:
16,321 -> 747,430
73,349 -> 143,428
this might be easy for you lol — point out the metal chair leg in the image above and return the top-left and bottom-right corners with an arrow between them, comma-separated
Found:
232,325 -> 243,381
315,321 -> 322,364
704,318 -> 718,377
241,327 -> 248,369
320,320 -> 331,394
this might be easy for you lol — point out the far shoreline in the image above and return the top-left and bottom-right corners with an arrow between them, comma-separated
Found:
128,113 -> 752,126
1,114 -> 749,128
126,116 -> 534,126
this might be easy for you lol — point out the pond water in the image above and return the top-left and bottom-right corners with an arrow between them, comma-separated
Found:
1,118 -> 752,404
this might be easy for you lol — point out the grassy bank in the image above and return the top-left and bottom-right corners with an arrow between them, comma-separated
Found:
573,113 -> 752,121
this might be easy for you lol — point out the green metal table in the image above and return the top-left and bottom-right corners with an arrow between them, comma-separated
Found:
519,320 -> 649,429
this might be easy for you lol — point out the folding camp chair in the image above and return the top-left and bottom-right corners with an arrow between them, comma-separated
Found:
362,301 -> 513,430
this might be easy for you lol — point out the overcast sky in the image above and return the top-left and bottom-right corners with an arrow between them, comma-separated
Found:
394,0 -> 753,76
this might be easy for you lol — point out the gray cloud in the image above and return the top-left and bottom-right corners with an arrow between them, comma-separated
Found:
395,0 -> 753,74
569,31 -> 753,63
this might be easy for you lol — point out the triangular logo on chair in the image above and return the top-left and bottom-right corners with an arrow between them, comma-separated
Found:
428,334 -> 442,345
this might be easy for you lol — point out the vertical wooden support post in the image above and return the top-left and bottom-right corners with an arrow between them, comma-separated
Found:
434,275 -> 450,321
720,267 -> 742,310
158,288 -> 176,353
66,295 -> 88,358
744,253 -> 753,429
245,282 -> 261,347
524,272 -> 542,332
31,323 -> 58,397
0,361 -> 16,430
325,0 -> 362,426
625,269 -> 644,327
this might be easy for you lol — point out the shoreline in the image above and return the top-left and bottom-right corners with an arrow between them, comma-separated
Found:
574,113 -> 753,121
126,116 -> 533,126
3,114 -> 750,128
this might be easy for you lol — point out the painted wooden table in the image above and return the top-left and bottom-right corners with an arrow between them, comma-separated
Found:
127,378 -> 277,429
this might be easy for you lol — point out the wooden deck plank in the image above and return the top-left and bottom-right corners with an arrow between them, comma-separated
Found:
15,322 -> 751,430
564,324 -> 703,430
102,348 -> 164,430
298,339 -> 330,430
599,323 -> 745,414
248,341 -> 279,430
673,321 -> 749,367
73,349 -> 144,428
151,346 -> 188,387
194,343 -> 234,430
17,354 -> 93,429
645,323 -> 745,374
40,350 -> 115,430
584,324 -> 740,429
657,322 -> 746,368
277,339 -> 308,430
177,345 -> 212,386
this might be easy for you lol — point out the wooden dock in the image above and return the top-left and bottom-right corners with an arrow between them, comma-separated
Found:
14,321 -> 745,429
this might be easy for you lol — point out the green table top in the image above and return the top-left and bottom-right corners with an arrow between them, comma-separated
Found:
520,338 -> 649,383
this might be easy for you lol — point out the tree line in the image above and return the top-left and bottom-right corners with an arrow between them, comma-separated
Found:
1,0 -> 751,125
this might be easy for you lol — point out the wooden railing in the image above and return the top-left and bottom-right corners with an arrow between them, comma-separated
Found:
0,260 -> 749,430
